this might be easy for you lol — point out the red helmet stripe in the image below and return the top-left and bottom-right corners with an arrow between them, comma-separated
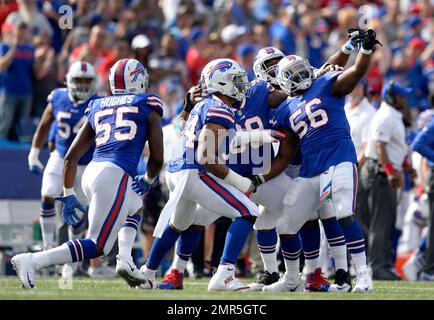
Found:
115,59 -> 128,90
81,62 -> 87,72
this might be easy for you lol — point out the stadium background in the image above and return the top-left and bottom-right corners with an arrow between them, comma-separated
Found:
0,0 -> 434,291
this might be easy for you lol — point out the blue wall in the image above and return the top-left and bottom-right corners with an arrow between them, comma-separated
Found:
0,141 -> 49,199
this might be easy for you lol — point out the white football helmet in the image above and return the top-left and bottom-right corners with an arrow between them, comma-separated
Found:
109,58 -> 149,95
253,47 -> 285,85
66,61 -> 97,103
276,55 -> 315,95
201,58 -> 250,102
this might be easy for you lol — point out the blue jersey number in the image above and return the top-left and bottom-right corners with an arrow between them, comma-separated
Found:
94,106 -> 138,146
289,98 -> 328,139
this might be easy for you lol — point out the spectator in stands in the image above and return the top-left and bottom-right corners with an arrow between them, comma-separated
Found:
69,23 -> 108,71
186,27 -> 208,85
236,42 -> 256,81
97,37 -> 131,94
32,33 -> 57,118
131,34 -> 152,69
0,22 -> 34,141
5,0 -> 52,38
268,6 -> 296,54
0,0 -> 18,28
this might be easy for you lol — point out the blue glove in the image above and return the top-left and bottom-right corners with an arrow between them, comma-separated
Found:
131,175 -> 153,196
55,195 -> 86,226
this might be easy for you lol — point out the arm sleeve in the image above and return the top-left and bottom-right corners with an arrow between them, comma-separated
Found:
412,122 -> 434,162
205,106 -> 235,129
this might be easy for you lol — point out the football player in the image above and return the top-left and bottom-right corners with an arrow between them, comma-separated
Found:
12,58 -> 164,289
27,61 -> 97,274
137,59 -> 280,291
265,29 -> 382,293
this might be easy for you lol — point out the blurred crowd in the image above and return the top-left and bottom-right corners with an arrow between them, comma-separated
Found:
1,0 -> 434,280
1,0 -> 434,141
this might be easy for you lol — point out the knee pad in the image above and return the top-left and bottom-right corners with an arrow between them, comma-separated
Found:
338,215 -> 355,227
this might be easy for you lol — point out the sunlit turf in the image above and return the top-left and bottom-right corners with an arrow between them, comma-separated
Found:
1,277 -> 434,300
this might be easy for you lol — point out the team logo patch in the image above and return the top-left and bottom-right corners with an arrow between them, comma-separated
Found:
265,47 -> 274,54
208,61 -> 232,79
130,64 -> 145,83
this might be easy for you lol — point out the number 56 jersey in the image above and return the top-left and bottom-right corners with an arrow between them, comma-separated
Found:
273,72 -> 357,178
85,93 -> 163,176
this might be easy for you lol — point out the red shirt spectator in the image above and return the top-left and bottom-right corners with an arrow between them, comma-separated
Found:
186,27 -> 209,85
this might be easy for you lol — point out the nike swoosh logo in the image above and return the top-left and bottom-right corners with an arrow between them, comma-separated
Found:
125,260 -> 135,272
227,268 -> 234,271
26,270 -> 34,288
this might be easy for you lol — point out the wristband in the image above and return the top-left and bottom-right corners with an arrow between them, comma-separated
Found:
63,187 -> 75,196
224,169 -> 252,193
143,172 -> 156,184
360,47 -> 373,55
341,44 -> 353,55
383,162 -> 395,176
29,147 -> 40,157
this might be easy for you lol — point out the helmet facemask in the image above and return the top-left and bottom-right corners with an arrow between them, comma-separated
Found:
261,57 -> 282,85
68,76 -> 95,103
278,58 -> 315,95
231,73 -> 251,101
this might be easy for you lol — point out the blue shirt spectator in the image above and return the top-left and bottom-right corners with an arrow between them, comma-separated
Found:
0,42 -> 34,96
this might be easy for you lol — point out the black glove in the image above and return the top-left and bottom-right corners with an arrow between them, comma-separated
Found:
361,29 -> 382,51
183,91 -> 194,113
250,175 -> 265,190
347,28 -> 367,45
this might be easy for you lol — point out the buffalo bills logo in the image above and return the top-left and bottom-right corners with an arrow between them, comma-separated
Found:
287,55 -> 297,61
130,64 -> 145,83
208,61 -> 232,79
265,47 -> 275,54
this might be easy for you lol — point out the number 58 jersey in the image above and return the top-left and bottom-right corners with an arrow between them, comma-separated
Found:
86,93 -> 163,177
273,72 -> 357,178
48,88 -> 97,165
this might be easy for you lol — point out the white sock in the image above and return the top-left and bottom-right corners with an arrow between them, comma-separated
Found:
32,243 -> 73,269
351,252 -> 367,274
329,245 -> 348,271
40,214 -> 57,249
142,265 -> 157,281
305,258 -> 320,274
284,258 -> 299,277
118,227 -> 137,258
260,252 -> 278,273
173,254 -> 189,273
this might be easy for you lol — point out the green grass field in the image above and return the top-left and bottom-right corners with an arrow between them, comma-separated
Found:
1,277 -> 434,300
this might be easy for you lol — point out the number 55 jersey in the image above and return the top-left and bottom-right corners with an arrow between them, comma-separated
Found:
85,93 -> 163,177
273,72 -> 357,178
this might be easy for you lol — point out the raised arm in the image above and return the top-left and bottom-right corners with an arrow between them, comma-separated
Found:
331,29 -> 381,97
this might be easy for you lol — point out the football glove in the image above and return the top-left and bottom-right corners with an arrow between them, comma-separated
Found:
28,147 -> 44,175
361,29 -> 382,52
132,174 -> 154,196
55,194 -> 86,227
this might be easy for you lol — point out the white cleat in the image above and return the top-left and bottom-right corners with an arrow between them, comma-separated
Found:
352,270 -> 373,293
88,265 -> 117,278
11,253 -> 37,289
402,256 -> 421,281
262,273 -> 302,292
135,265 -> 156,290
116,255 -> 148,287
208,264 -> 250,291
